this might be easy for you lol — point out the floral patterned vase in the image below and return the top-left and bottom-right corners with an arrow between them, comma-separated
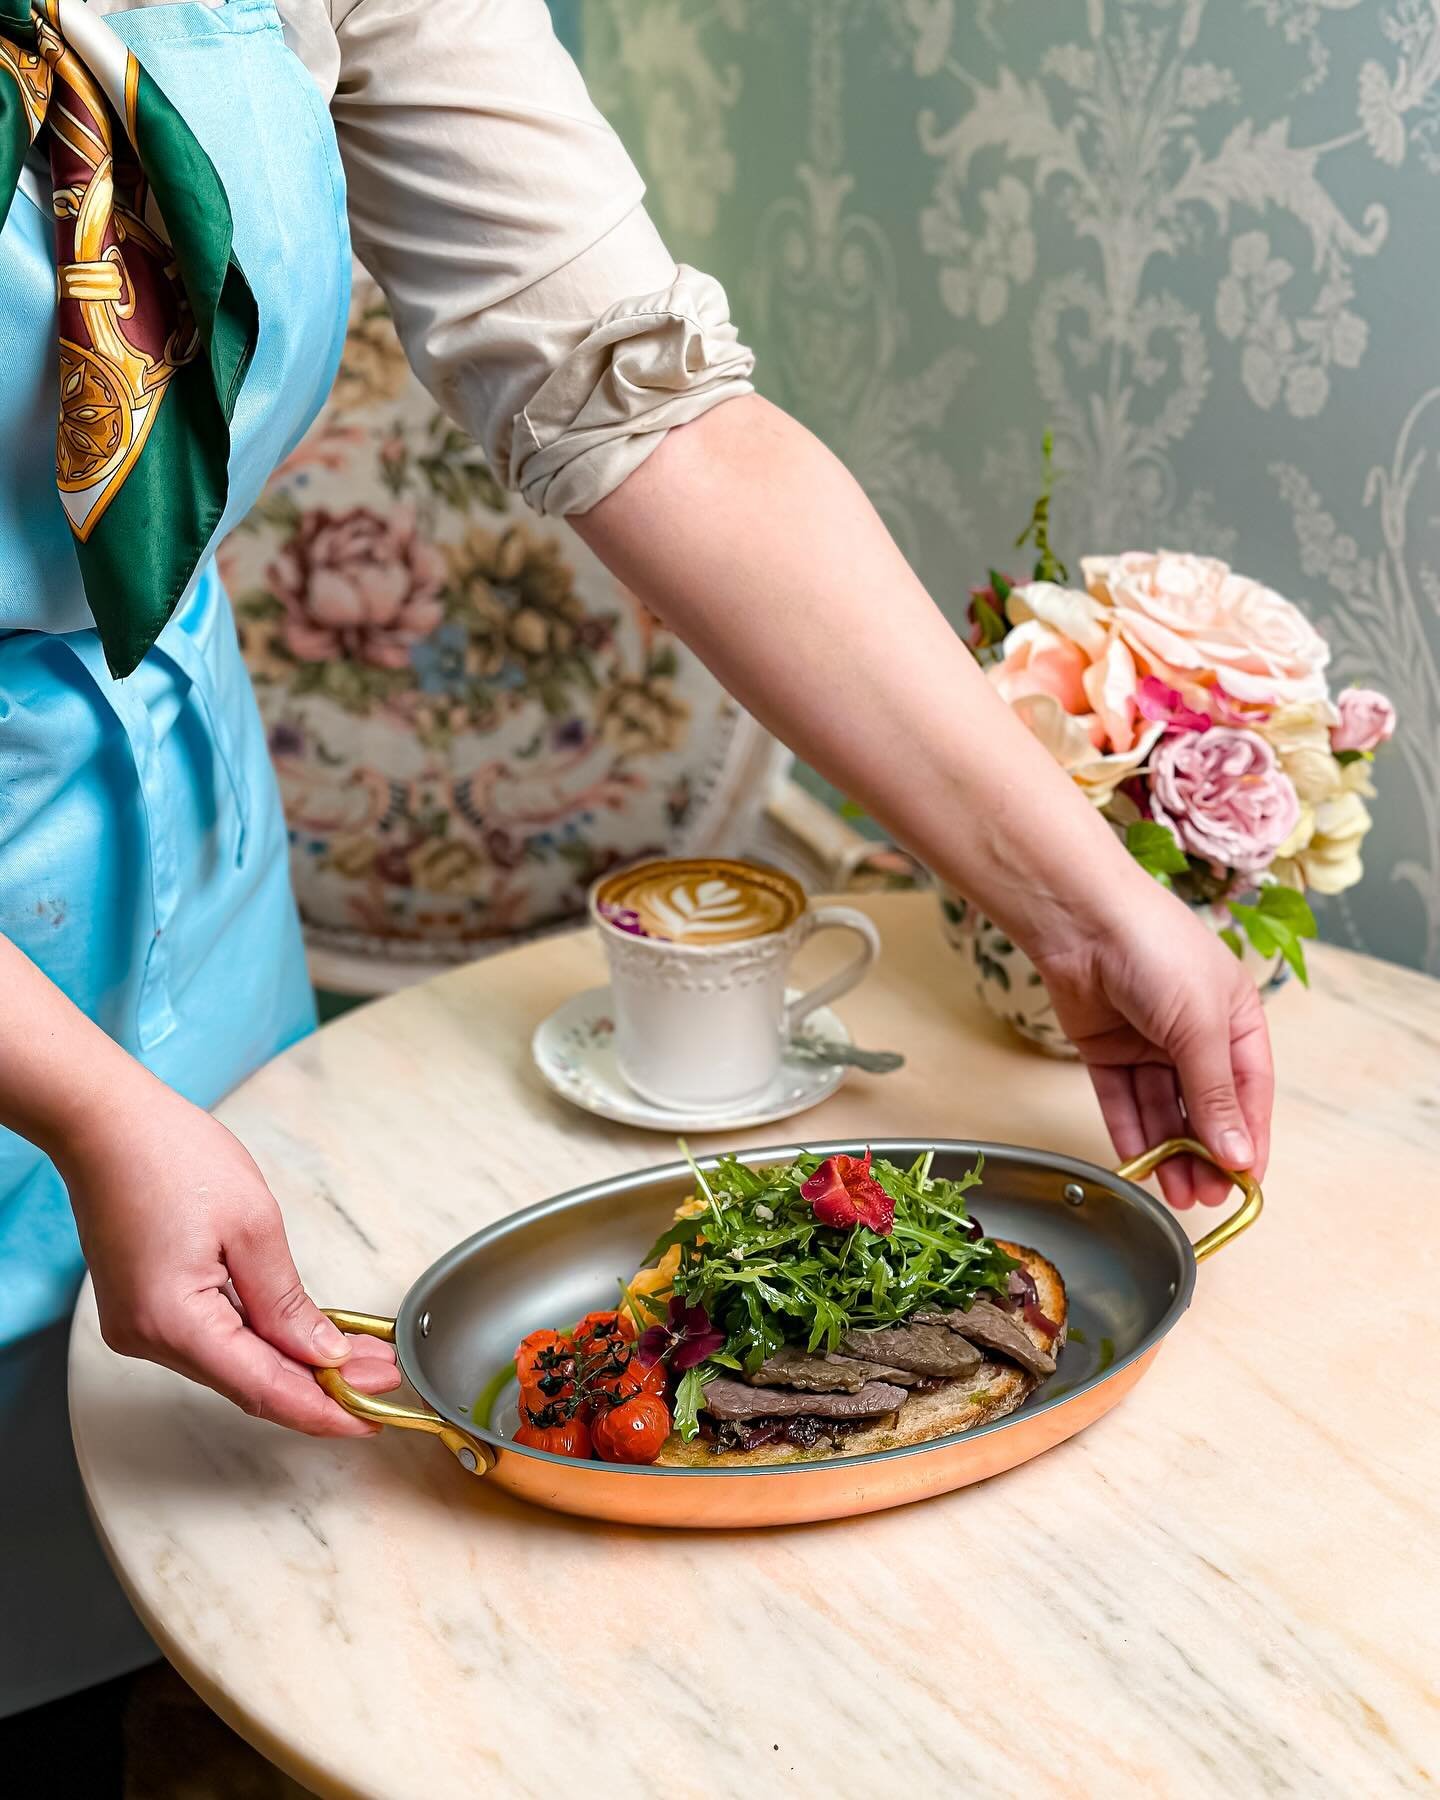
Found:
221,272 -> 781,980
938,887 -> 1290,1058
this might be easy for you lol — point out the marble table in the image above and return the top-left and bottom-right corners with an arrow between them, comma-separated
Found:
69,896 -> 1440,1798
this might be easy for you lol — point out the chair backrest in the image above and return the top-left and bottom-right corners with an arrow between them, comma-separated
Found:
222,269 -> 784,983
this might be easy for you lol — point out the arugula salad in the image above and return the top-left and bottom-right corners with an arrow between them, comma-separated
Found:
626,1148 -> 1017,1442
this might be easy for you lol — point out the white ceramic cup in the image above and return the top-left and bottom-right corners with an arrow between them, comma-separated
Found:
589,858 -> 881,1115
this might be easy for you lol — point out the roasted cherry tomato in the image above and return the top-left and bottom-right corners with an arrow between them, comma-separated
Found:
514,1402 -> 592,1460
595,1358 -> 666,1403
572,1310 -> 636,1357
591,1393 -> 670,1465
515,1329 -> 575,1396
520,1373 -> 575,1410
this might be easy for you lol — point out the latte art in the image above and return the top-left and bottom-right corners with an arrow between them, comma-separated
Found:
595,858 -> 804,946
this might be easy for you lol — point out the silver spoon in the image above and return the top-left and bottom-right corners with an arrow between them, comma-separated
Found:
786,1036 -> 905,1075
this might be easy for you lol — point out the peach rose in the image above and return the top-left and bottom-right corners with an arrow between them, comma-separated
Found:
268,505 -> 446,670
1082,551 -> 1330,708
988,619 -> 1094,724
1003,582 -> 1144,750
1080,634 -> 1143,753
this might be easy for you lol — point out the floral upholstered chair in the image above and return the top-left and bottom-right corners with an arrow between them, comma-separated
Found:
222,272 -> 851,994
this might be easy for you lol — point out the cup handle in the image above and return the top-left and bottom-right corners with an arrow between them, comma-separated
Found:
785,905 -> 881,1032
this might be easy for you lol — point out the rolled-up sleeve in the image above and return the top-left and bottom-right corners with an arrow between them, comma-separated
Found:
329,0 -> 755,512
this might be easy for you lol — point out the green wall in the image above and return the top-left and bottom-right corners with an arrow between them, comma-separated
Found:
576,0 -> 1440,973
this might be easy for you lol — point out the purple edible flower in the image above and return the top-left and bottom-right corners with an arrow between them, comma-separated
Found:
598,901 -> 649,938
637,1295 -> 725,1372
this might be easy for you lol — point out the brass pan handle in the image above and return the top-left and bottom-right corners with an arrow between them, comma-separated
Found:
314,1309 -> 493,1477
1113,1136 -> 1263,1262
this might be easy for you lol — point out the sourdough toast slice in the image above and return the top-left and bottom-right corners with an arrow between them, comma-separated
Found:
655,1240 -> 1066,1469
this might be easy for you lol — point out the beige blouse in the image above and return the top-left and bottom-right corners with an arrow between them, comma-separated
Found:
91,0 -> 755,514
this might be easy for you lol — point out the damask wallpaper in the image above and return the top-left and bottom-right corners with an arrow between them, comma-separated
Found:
577,0 -> 1440,975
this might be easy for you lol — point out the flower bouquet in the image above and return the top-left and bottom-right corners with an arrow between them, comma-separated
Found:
946,438 -> 1397,1052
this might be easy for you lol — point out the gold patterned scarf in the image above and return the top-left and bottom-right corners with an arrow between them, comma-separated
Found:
0,0 -> 256,676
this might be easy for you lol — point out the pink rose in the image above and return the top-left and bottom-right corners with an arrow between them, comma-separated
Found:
267,506 -> 446,670
1331,686 -> 1396,753
1083,551 -> 1330,708
988,620 -> 1100,738
1150,726 -> 1302,874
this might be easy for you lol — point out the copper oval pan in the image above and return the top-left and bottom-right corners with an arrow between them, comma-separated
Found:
317,1136 -> 1260,1528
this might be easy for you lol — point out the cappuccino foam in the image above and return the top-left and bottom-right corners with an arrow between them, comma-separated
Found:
596,858 -> 804,946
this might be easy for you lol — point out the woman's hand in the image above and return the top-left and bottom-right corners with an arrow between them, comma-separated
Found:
0,937 -> 399,1431
58,1081 -> 401,1435
1031,884 -> 1273,1209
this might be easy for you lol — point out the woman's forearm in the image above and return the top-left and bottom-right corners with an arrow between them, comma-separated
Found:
574,395 -> 1149,955
0,935 -> 154,1162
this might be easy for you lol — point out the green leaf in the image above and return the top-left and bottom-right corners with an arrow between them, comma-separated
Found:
1334,749 -> 1369,767
1273,932 -> 1309,986
1125,820 -> 1189,882
673,1365 -> 714,1442
1219,927 -> 1244,958
1226,885 -> 1317,989
988,569 -> 1013,603
971,593 -> 1007,647
1253,885 -> 1318,936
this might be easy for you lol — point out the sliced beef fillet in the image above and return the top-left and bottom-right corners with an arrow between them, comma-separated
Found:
823,1356 -> 935,1388
746,1347 -> 870,1393
701,1375 -> 906,1423
914,1299 -> 1056,1378
838,1323 -> 983,1379
746,1347 -> 921,1392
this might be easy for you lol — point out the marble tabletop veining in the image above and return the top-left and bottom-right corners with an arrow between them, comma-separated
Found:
68,896 -> 1440,1798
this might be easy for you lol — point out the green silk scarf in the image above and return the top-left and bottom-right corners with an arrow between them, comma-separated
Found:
0,0 -> 257,676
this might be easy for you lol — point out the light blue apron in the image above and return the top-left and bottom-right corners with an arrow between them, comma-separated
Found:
0,0 -> 350,1714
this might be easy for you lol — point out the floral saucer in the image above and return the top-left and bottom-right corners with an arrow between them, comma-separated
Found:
532,987 -> 850,1132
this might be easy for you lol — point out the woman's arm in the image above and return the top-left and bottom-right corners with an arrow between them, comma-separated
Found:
575,396 -> 1273,1207
0,937 -> 399,1428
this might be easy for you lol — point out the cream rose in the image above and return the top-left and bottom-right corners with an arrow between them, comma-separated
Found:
1082,551 -> 1331,707
1275,789 -> 1372,895
1011,695 -> 1162,807
1006,580 -> 1110,657
1259,699 -> 1343,805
